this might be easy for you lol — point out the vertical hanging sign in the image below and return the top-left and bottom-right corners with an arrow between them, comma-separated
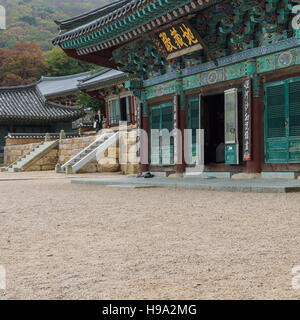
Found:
173,94 -> 179,164
136,97 -> 142,163
243,78 -> 252,161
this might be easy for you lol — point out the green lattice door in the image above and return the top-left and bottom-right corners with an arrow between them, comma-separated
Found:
265,77 -> 300,163
109,98 -> 121,126
150,103 -> 174,165
188,96 -> 201,165
126,96 -> 132,123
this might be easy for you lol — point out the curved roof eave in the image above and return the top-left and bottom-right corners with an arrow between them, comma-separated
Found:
55,0 -> 132,31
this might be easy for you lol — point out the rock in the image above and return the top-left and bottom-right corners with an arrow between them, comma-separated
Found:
96,149 -> 109,161
232,173 -> 261,180
107,147 -> 119,158
78,163 -> 98,173
121,163 -> 139,175
98,157 -> 120,172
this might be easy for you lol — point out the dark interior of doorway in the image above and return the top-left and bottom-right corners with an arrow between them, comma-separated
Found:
120,97 -> 128,122
203,94 -> 225,164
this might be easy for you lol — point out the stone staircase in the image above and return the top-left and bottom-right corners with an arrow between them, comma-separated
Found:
58,131 -> 120,174
2,140 -> 59,173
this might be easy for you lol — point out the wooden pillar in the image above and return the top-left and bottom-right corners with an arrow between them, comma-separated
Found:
140,91 -> 149,173
131,96 -> 136,125
245,63 -> 262,174
105,100 -> 110,128
247,96 -> 262,173
175,78 -> 186,174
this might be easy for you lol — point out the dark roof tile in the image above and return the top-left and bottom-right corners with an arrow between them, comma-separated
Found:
0,84 -> 84,121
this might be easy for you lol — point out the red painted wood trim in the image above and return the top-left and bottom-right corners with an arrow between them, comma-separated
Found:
131,96 -> 136,125
105,101 -> 110,128
246,97 -> 262,173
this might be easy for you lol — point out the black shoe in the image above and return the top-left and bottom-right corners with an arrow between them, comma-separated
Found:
144,172 -> 154,179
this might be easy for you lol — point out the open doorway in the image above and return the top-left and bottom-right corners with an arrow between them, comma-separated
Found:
203,94 -> 225,164
120,96 -> 132,123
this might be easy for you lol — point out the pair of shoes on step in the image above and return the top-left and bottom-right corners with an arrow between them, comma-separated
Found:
144,172 -> 154,179
136,172 -> 154,179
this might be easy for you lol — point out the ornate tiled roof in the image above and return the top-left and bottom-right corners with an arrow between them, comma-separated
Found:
78,68 -> 128,90
37,71 -> 91,98
55,0 -> 133,31
0,83 -> 84,121
53,0 -> 214,56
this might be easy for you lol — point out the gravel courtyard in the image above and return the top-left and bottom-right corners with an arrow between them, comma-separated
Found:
0,171 -> 300,300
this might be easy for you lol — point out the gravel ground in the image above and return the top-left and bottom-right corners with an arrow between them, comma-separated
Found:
0,171 -> 300,300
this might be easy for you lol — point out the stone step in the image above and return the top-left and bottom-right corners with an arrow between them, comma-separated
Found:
150,171 -> 175,177
262,171 -> 300,180
184,171 -> 235,179
60,131 -> 120,174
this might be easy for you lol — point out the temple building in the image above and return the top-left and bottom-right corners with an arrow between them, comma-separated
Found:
53,0 -> 300,175
37,71 -> 91,105
78,68 -> 136,128
0,83 -> 84,162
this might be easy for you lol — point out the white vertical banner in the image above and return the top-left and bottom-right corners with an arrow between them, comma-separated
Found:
173,94 -> 179,164
292,5 -> 300,38
0,265 -> 6,290
0,6 -> 6,30
136,98 -> 142,163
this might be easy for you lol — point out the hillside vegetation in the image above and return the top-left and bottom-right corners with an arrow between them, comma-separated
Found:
0,0 -> 109,50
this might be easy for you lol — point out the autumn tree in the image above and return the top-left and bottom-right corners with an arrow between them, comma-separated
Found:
0,42 -> 48,86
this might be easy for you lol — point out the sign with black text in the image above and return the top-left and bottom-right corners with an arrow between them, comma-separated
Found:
156,22 -> 202,59
173,94 -> 179,164
243,78 -> 252,161
136,98 -> 142,163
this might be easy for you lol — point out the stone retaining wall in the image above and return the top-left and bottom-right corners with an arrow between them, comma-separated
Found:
58,136 -> 97,165
58,136 -> 102,173
58,130 -> 139,174
6,138 -> 56,146
4,130 -> 139,174
4,143 -> 58,171
119,130 -> 139,175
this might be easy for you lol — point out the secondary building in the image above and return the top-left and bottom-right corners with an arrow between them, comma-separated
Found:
0,82 -> 84,162
78,68 -> 136,128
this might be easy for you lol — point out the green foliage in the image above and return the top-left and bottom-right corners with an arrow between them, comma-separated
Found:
43,47 -> 94,77
0,0 -> 109,51
0,1 -> 111,85
0,43 -> 103,85
76,91 -> 105,113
